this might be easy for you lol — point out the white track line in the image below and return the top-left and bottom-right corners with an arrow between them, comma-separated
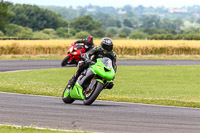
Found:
0,91 -> 60,98
0,70 -> 32,73
0,124 -> 85,132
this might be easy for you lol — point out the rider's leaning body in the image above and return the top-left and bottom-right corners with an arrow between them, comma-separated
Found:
66,37 -> 117,89
86,45 -> 117,72
74,36 -> 94,52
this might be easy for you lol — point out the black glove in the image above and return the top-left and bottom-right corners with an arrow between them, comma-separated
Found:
85,58 -> 92,64
106,82 -> 114,89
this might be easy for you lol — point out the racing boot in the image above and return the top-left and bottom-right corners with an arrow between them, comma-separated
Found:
66,73 -> 78,89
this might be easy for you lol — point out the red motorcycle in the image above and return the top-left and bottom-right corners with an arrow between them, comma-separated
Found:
61,43 -> 86,66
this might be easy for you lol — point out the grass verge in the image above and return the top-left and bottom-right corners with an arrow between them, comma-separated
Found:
0,125 -> 85,133
1,54 -> 200,60
0,66 -> 200,108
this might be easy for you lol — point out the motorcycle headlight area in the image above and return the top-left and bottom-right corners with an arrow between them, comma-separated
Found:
69,47 -> 73,53
72,52 -> 77,55
85,45 -> 89,49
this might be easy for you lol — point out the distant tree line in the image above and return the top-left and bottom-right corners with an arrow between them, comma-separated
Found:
0,1 -> 11,32
0,2 -> 68,39
1,2 -> 200,40
0,2 -> 107,39
45,5 -> 200,40
8,4 -> 68,31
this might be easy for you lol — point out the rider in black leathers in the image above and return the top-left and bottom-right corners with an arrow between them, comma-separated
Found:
74,36 -> 94,52
66,37 -> 117,89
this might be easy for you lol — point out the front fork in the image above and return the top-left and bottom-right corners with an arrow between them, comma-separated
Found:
67,54 -> 73,63
85,75 -> 106,94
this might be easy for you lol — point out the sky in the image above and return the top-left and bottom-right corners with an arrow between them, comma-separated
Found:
5,0 -> 200,8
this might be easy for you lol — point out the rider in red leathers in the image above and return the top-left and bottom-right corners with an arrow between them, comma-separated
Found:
74,36 -> 94,52
61,36 -> 94,66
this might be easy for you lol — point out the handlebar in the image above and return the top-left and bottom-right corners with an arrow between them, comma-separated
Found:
80,52 -> 94,65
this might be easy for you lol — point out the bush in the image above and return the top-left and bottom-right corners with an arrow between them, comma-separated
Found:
148,34 -> 200,40
16,27 -> 33,38
33,32 -> 50,39
106,27 -> 118,35
56,27 -> 74,38
5,24 -> 24,36
164,34 -> 175,40
118,27 -> 132,36
0,31 -> 4,37
105,32 -> 114,38
4,24 -> 34,38
188,34 -> 200,40
41,29 -> 58,39
175,34 -> 186,40
65,33 -> 73,38
119,32 -> 127,38
69,28 -> 76,36
129,32 -> 148,39
56,27 -> 68,38
75,31 -> 90,39
92,29 -> 106,38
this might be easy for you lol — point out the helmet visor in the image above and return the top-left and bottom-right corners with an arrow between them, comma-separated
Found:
103,45 -> 113,52
87,36 -> 93,42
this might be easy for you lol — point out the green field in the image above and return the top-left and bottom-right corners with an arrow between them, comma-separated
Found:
0,66 -> 200,107
0,125 -> 84,133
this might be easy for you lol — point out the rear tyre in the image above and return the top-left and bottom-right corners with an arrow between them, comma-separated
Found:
61,56 -> 70,67
62,87 -> 75,104
83,82 -> 103,105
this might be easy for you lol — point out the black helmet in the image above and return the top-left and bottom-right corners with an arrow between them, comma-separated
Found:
100,37 -> 113,52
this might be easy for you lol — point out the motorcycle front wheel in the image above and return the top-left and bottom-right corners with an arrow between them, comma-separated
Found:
83,81 -> 104,105
61,56 -> 70,67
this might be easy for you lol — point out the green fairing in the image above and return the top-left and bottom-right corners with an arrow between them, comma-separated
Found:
65,58 -> 115,100
70,83 -> 84,100
90,59 -> 115,81
64,88 -> 70,98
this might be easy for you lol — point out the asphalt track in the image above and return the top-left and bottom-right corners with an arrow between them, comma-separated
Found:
1,92 -> 200,133
1,59 -> 200,72
1,60 -> 200,133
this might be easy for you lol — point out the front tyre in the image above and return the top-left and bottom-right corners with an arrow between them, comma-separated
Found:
83,82 -> 104,105
62,87 -> 75,104
61,56 -> 70,67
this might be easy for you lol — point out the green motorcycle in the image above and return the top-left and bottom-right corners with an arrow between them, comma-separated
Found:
62,57 -> 115,105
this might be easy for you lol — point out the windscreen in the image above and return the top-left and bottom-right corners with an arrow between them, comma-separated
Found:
75,44 -> 84,50
100,57 -> 113,70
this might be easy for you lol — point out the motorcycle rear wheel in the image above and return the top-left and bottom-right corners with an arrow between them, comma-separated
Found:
61,56 -> 70,66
